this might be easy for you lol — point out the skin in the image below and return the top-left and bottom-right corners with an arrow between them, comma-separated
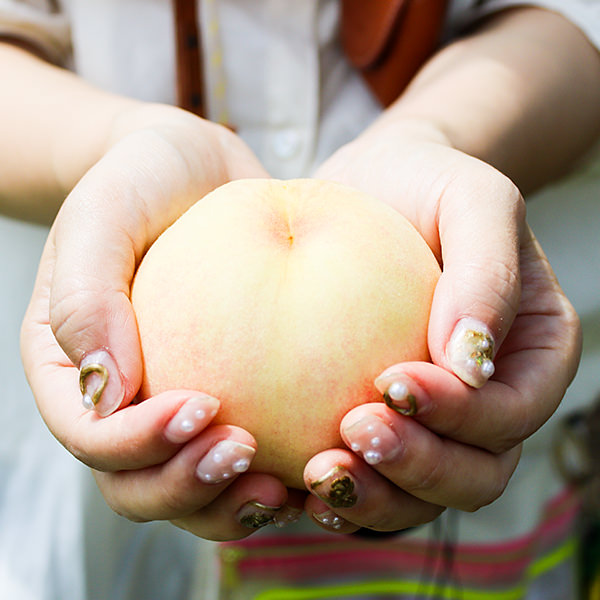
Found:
7,7 -> 600,538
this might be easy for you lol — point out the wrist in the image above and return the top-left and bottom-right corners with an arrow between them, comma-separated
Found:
362,112 -> 455,152
103,102 -> 216,154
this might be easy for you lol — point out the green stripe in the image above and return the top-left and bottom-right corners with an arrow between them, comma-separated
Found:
255,580 -> 524,600
253,537 -> 578,600
526,536 -> 578,579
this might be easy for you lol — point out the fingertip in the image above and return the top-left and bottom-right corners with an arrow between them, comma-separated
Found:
427,272 -> 508,389
79,348 -> 125,416
163,394 -> 221,444
374,368 -> 419,416
234,476 -> 292,531
52,289 -> 143,416
195,439 -> 257,485
445,317 -> 496,388
274,489 -> 306,528
305,497 -> 358,534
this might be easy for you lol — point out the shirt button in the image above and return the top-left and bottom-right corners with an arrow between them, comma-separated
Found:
271,129 -> 301,160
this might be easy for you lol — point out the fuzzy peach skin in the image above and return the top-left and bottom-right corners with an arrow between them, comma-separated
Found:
131,178 -> 440,489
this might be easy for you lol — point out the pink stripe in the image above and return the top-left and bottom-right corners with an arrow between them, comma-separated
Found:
224,486 -> 580,586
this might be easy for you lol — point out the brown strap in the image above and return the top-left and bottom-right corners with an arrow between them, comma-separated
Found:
173,1 -> 448,117
172,0 -> 205,117
341,0 -> 449,106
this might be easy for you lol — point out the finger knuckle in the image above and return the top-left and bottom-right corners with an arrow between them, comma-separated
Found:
465,468 -> 513,512
490,396 -> 542,455
50,289 -> 104,355
62,434 -> 88,466
404,455 -> 448,496
92,473 -> 149,523
158,481 -> 193,516
61,420 -> 99,469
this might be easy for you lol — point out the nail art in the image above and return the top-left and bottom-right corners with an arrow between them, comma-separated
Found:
343,415 -> 402,466
310,466 -> 357,509
374,372 -> 418,416
384,381 -> 418,416
195,440 -> 255,484
273,505 -> 303,528
447,318 -> 495,388
312,510 -> 346,530
237,501 -> 280,529
164,395 -> 220,444
79,349 -> 124,416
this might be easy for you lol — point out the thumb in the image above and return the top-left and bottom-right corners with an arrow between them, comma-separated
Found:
427,164 -> 525,388
49,214 -> 140,416
48,129 -> 228,416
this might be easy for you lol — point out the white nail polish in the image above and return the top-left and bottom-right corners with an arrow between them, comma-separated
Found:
164,395 -> 220,444
343,415 -> 402,465
313,510 -> 345,530
195,440 -> 255,484
273,505 -> 303,528
447,318 -> 495,388
79,349 -> 124,417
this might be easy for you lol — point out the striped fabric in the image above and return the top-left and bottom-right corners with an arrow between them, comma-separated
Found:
218,488 -> 581,600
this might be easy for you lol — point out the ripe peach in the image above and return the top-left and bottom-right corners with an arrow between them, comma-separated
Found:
131,179 -> 440,488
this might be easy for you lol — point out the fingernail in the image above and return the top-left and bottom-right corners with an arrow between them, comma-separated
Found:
310,466 -> 358,509
195,440 -> 255,484
274,505 -> 303,528
164,395 -> 220,444
374,372 -> 418,416
447,318 -> 495,388
312,510 -> 346,530
342,415 -> 403,466
237,501 -> 280,530
79,349 -> 124,416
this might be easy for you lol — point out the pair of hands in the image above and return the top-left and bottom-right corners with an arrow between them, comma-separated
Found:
20,105 -> 581,541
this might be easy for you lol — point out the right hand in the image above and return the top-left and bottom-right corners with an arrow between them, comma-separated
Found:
21,105 -> 297,540
304,120 -> 581,534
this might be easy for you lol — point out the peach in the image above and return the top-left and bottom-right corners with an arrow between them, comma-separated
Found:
131,179 -> 440,488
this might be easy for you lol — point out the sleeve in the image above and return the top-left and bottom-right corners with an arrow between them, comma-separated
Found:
0,0 -> 71,65
451,0 -> 600,52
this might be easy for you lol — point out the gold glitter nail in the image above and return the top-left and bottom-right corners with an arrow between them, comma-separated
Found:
238,501 -> 278,529
311,466 -> 357,509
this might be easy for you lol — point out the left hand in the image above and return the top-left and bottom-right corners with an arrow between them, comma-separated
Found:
303,120 -> 581,533
20,109 -> 297,540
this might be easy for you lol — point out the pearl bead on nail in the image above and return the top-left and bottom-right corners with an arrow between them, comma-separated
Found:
233,458 -> 251,473
180,419 -> 194,432
481,359 -> 495,378
82,394 -> 94,411
364,450 -> 383,465
388,381 -> 408,401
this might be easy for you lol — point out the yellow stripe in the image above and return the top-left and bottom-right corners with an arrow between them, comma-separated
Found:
526,536 -> 578,579
255,580 -> 524,600
253,537 -> 578,600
